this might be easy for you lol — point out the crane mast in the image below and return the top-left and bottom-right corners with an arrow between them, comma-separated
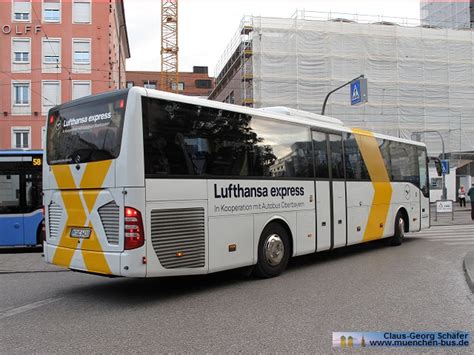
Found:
161,0 -> 179,92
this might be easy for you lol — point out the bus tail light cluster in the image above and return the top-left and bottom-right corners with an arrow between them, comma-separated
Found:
124,207 -> 144,250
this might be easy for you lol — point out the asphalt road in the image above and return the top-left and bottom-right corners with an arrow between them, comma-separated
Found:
1,225 -> 473,353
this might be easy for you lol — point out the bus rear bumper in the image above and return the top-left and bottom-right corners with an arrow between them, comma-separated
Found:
44,243 -> 122,276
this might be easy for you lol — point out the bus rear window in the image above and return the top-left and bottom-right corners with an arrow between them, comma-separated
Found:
46,92 -> 128,165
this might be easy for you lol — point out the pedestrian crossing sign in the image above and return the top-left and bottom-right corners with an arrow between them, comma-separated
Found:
350,78 -> 368,106
352,86 -> 360,101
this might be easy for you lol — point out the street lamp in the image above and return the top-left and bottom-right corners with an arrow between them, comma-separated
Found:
411,130 -> 447,200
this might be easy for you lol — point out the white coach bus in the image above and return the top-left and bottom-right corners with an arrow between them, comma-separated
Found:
43,87 -> 430,278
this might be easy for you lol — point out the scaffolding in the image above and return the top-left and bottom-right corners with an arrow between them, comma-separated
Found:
212,11 -> 474,154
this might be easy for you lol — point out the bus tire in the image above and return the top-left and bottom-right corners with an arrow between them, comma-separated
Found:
253,222 -> 290,278
36,221 -> 45,247
390,211 -> 405,246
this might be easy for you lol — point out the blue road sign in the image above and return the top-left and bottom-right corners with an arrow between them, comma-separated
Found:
441,160 -> 450,174
350,78 -> 368,106
350,80 -> 362,105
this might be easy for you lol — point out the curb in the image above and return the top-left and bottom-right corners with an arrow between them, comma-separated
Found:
463,252 -> 474,293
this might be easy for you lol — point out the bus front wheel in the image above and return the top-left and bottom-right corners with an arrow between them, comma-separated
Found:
253,222 -> 290,278
390,211 -> 406,246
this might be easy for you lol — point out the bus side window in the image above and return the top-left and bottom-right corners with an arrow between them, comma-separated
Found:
344,133 -> 369,180
25,172 -> 42,212
0,173 -> 21,214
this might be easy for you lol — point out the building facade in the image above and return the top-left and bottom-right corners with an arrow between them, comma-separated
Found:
0,0 -> 130,150
126,66 -> 215,97
421,0 -> 474,29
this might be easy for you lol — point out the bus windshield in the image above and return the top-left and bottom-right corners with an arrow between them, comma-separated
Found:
46,90 -> 128,165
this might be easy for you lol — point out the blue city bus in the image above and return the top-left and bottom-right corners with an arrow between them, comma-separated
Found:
0,150 -> 43,247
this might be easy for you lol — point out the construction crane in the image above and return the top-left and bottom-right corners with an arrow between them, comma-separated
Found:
160,0 -> 179,92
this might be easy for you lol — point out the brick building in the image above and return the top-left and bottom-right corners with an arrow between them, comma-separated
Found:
0,0 -> 130,150
126,66 -> 215,97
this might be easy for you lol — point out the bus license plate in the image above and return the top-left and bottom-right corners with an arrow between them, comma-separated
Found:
70,227 -> 91,239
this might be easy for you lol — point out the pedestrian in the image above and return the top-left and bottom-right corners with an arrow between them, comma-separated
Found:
458,185 -> 466,207
469,183 -> 474,220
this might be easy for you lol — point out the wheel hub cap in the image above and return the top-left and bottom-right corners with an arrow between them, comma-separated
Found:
264,234 -> 284,266
399,218 -> 405,238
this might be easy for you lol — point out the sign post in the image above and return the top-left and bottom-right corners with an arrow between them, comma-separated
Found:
321,74 -> 366,115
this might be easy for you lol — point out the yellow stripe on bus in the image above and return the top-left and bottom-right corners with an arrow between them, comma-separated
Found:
51,161 -> 113,275
353,129 -> 393,241
80,161 -> 113,275
51,165 -> 86,267
81,161 -> 113,212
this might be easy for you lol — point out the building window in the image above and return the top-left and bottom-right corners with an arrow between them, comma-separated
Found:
72,80 -> 91,100
14,12 -> 29,20
72,39 -> 91,63
43,0 -> 61,22
11,127 -> 31,149
13,83 -> 29,105
195,79 -> 212,89
12,38 -> 30,63
12,0 -> 31,22
42,81 -> 61,115
144,82 -> 156,89
73,0 -> 91,24
193,66 -> 208,74
14,52 -> 29,62
126,81 -> 134,88
171,82 -> 185,91
74,50 -> 90,63
42,38 -> 61,64
72,39 -> 91,73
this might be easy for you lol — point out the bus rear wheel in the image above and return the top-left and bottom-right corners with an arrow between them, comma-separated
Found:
36,221 -> 45,247
253,222 -> 290,278
390,211 -> 405,246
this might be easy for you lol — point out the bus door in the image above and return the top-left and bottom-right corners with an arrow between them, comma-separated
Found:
23,169 -> 43,245
0,159 -> 24,246
418,148 -> 430,229
312,131 -> 347,251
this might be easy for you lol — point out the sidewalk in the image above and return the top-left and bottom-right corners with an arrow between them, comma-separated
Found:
430,203 -> 473,226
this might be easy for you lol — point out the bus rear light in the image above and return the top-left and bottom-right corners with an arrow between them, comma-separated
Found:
124,207 -> 144,250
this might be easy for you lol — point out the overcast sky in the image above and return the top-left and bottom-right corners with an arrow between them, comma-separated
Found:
124,0 -> 420,75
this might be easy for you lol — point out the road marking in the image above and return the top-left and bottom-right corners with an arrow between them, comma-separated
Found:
444,242 -> 474,246
0,297 -> 61,320
425,237 -> 474,241
406,225 -> 474,246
